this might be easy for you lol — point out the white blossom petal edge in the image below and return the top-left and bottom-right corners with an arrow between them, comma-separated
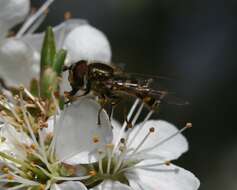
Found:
89,99 -> 200,190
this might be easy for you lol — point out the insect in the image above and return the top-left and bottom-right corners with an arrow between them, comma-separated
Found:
63,60 -> 187,123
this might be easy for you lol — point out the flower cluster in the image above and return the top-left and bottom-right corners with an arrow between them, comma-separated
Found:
0,1 -> 200,190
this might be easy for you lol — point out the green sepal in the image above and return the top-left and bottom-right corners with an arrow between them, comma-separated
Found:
53,49 -> 67,76
29,78 -> 39,97
40,26 -> 56,77
40,68 -> 58,99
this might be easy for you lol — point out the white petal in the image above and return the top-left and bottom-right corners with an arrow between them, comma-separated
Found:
41,116 -> 58,142
91,180 -> 132,190
63,24 -> 112,64
127,163 -> 200,190
1,123 -> 33,159
51,181 -> 87,190
0,0 -> 30,40
22,19 -> 88,54
55,97 -> 113,164
128,120 -> 188,160
0,38 -> 39,87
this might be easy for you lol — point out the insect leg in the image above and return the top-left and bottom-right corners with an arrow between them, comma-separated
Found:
62,65 -> 72,72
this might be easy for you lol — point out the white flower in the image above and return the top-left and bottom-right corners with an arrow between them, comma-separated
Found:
0,0 -> 112,87
0,0 -> 30,41
22,19 -> 112,91
0,88 -> 112,189
55,97 -> 113,164
0,0 -> 54,87
86,99 -> 200,190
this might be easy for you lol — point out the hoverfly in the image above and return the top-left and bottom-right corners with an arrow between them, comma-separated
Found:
63,60 -> 187,122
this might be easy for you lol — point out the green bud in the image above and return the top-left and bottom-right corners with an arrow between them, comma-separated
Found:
53,49 -> 67,76
40,26 -> 56,77
40,68 -> 58,99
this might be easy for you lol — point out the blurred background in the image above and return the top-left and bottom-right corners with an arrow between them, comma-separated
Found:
32,0 -> 237,189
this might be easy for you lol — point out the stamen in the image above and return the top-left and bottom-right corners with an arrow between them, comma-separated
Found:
127,105 -> 156,147
98,150 -> 104,174
135,161 -> 171,168
106,144 -> 114,174
130,127 -> 155,156
64,11 -> 72,20
93,136 -> 100,144
113,144 -> 127,174
16,0 -> 55,37
89,170 -> 97,177
113,99 -> 140,154
140,123 -> 192,154
23,88 -> 46,115
19,90 -> 39,147
7,184 -> 29,190
131,102 -> 144,126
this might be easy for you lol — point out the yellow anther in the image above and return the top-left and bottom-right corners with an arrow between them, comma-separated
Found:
7,174 -> 14,180
93,136 -> 100,144
2,166 -> 9,174
64,11 -> 72,20
39,184 -> 46,190
19,85 -> 24,91
186,123 -> 192,128
89,170 -> 97,176
30,144 -> 37,150
165,160 -> 171,166
106,144 -> 114,149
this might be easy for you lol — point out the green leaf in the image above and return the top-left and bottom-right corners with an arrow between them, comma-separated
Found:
53,49 -> 67,76
40,26 -> 56,77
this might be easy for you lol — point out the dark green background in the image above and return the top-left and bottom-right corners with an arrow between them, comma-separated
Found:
32,0 -> 237,189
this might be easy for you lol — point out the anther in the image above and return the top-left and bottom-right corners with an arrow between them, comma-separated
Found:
93,136 -> 100,144
7,174 -> 14,180
19,86 -> 24,92
89,170 -> 97,176
64,11 -> 72,20
120,138 -> 126,144
106,144 -> 114,149
2,166 -> 9,174
149,127 -> 155,133
30,144 -> 37,150
165,160 -> 171,166
39,184 -> 46,190
186,122 -> 192,128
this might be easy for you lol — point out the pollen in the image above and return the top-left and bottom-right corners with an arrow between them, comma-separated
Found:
186,122 -> 192,128
165,160 -> 171,166
93,136 -> 100,144
2,166 -> 9,174
106,144 -> 114,149
7,174 -> 14,180
89,170 -> 97,176
30,144 -> 37,150
64,11 -> 72,20
39,184 -> 46,190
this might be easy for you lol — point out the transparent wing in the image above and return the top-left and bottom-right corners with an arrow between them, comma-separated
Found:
109,73 -> 188,106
